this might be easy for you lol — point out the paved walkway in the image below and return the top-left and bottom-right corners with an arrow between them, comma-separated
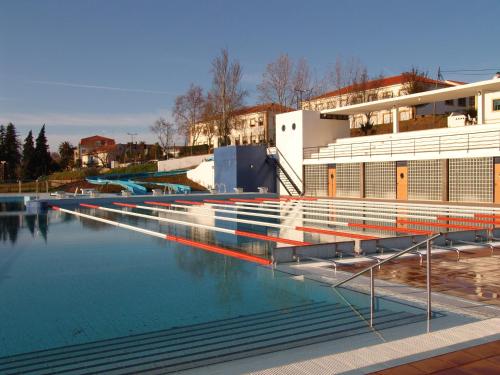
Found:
371,340 -> 500,374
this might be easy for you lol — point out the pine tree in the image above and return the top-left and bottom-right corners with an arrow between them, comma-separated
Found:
0,125 -> 5,181
21,130 -> 36,180
34,125 -> 52,178
58,141 -> 75,170
3,123 -> 21,180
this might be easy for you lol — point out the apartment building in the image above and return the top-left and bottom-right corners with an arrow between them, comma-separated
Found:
191,103 -> 291,148
301,74 -> 473,128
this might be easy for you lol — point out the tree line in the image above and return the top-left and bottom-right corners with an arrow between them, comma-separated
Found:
0,123 -> 75,182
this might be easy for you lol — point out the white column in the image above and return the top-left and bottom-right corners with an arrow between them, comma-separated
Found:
477,91 -> 485,125
392,106 -> 399,133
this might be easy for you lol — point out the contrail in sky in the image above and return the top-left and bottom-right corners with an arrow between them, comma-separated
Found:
29,80 -> 174,95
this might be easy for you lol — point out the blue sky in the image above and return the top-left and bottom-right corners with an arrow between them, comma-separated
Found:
1,0 -> 499,149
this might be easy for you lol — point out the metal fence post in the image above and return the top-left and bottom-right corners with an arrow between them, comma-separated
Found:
18,180 -> 21,193
370,267 -> 374,327
427,238 -> 432,321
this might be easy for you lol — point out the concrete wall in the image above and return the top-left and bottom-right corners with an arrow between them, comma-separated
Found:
157,154 -> 212,172
214,145 -> 276,193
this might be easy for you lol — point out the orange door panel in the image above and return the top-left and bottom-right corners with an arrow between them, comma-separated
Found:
396,163 -> 408,200
328,166 -> 336,197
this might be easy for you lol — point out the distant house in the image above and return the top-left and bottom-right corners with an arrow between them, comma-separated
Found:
74,135 -> 119,167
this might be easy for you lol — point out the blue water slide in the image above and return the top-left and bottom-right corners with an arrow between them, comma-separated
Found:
85,169 -> 192,195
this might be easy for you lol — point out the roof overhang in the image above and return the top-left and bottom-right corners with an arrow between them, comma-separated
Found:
321,78 -> 500,115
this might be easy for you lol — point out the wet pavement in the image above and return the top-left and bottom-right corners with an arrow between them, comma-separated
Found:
339,249 -> 500,306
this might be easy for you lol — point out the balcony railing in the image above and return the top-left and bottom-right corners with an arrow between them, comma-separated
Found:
303,128 -> 500,160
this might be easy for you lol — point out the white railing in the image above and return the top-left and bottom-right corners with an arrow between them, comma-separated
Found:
304,128 -> 500,160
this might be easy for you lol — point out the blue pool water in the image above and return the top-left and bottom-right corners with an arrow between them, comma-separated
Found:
0,201 -> 474,371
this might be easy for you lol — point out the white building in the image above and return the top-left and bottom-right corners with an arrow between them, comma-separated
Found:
275,77 -> 500,203
302,74 -> 472,128
191,103 -> 291,148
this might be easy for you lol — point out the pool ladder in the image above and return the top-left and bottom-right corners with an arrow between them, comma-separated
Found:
333,233 -> 442,329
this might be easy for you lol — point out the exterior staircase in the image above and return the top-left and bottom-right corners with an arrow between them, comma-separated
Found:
266,147 -> 303,196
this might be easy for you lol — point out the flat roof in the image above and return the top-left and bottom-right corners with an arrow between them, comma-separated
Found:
321,78 -> 500,115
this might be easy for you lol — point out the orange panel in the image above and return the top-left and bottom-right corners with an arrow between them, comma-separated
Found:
495,162 -> 500,204
396,165 -> 408,200
328,166 -> 336,197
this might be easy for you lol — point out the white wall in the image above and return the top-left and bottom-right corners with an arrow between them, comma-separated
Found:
187,159 -> 214,189
275,110 -> 350,194
157,154 -> 212,172
485,91 -> 500,124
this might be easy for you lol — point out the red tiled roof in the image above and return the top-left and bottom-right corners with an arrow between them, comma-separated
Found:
310,74 -> 466,101
231,103 -> 294,116
80,135 -> 116,145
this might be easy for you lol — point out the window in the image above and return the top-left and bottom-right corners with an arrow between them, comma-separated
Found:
292,123 -> 296,130
445,99 -> 454,106
458,97 -> 466,107
258,117 -> 264,126
281,125 -> 286,131
249,119 -> 256,127
493,99 -> 500,111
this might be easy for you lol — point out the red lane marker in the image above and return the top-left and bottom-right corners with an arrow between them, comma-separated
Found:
203,199 -> 235,205
80,203 -> 100,209
166,235 -> 271,265
296,226 -> 378,240
437,216 -> 499,225
280,196 -> 318,201
396,219 -> 480,230
234,230 -> 311,246
144,201 -> 171,207
175,200 -> 203,205
113,202 -> 137,208
229,198 -> 261,203
475,213 -> 500,219
50,205 -> 60,211
348,222 -> 434,235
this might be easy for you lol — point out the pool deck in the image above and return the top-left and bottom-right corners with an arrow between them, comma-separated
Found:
181,247 -> 500,374
370,339 -> 500,374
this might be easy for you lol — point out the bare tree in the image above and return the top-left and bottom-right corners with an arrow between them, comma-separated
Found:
401,66 -> 431,95
201,93 -> 218,149
172,84 -> 206,151
401,66 -> 431,118
328,56 -> 366,108
258,54 -> 320,109
257,53 -> 293,108
208,49 -> 247,146
150,117 -> 174,159
348,70 -> 385,135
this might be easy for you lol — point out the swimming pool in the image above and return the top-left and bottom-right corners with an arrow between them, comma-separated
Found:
0,199 -> 477,373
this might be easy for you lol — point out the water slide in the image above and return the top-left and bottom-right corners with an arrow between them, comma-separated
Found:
85,169 -> 191,194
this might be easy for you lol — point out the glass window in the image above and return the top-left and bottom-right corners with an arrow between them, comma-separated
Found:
493,99 -> 500,111
445,99 -> 454,106
458,97 -> 466,107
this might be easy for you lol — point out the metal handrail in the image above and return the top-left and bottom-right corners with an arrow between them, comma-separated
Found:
333,232 -> 441,328
273,146 -> 303,186
333,233 -> 441,288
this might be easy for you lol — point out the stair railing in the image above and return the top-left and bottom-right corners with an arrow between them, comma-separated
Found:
267,146 -> 304,195
333,233 -> 441,328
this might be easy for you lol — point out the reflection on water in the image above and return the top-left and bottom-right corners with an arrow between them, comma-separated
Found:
0,206 -> 50,244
